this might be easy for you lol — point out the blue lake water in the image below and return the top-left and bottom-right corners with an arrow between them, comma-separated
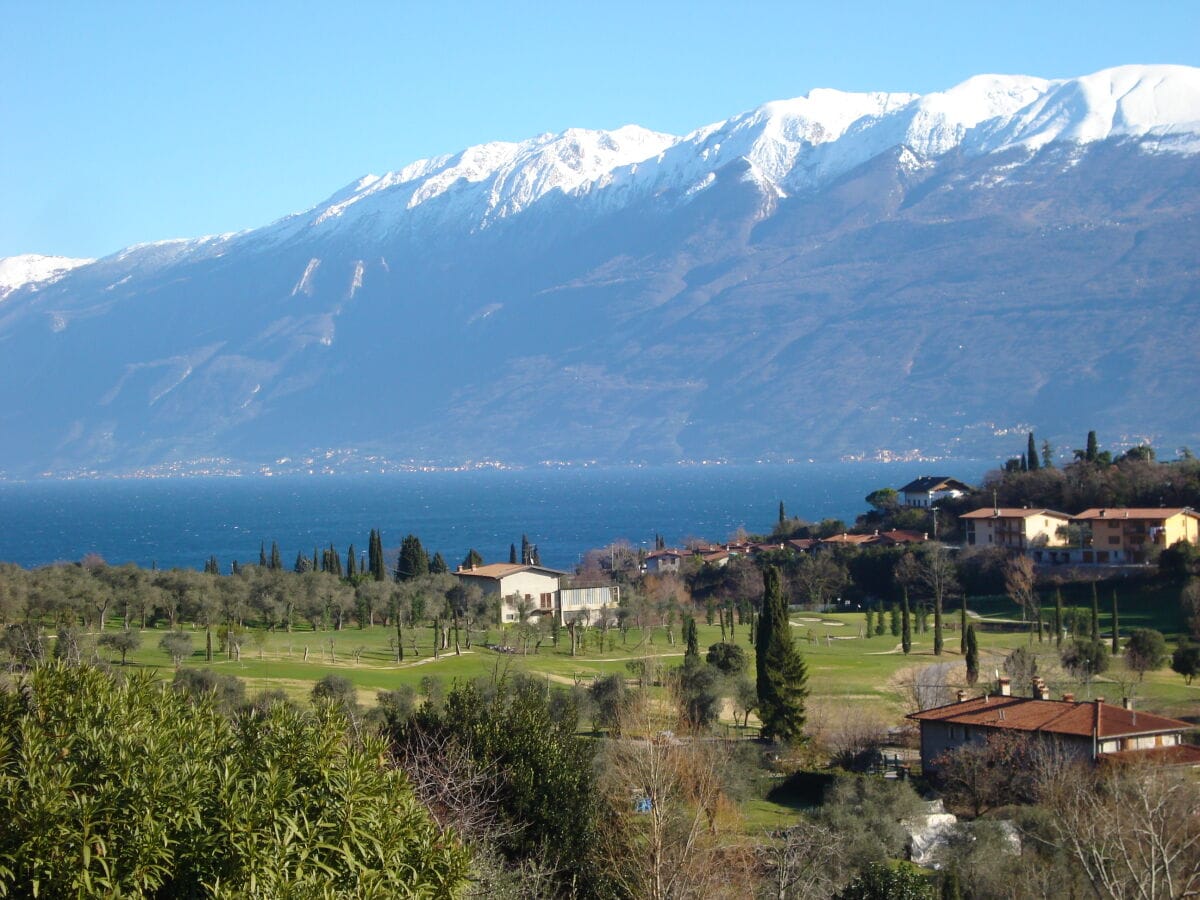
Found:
0,463 -> 990,572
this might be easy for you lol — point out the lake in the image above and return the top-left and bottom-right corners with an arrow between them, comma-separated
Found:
0,462 -> 990,572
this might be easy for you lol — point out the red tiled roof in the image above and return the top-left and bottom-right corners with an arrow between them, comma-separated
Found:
960,508 -> 1072,520
907,696 -> 1189,740
876,529 -> 927,544
1101,744 -> 1200,766
821,533 -> 876,545
1073,508 -> 1199,521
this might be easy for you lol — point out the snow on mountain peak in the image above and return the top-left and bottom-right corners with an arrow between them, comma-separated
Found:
0,254 -> 93,300
303,124 -> 677,232
981,64 -> 1200,153
110,65 -> 1200,258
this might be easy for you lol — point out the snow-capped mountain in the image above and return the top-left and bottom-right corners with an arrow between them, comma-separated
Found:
278,64 -> 1200,235
0,254 -> 93,300
2,64 -> 1199,476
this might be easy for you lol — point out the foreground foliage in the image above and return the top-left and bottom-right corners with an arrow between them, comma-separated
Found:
0,662 -> 468,898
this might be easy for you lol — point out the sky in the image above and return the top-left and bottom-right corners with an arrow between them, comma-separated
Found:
2,0 -> 1198,260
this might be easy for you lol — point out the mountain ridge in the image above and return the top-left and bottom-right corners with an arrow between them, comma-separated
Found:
1,65 -> 1198,477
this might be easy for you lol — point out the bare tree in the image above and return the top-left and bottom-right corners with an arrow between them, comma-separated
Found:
1004,555 -> 1038,624
757,819 -> 844,900
1040,760 -> 1200,899
594,693 -> 756,899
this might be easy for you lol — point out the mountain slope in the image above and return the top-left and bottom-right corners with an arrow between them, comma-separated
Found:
1,65 -> 1198,476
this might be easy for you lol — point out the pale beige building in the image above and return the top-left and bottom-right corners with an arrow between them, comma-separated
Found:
1071,507 -> 1200,564
960,507 -> 1071,550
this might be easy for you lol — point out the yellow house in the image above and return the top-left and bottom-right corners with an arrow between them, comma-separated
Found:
960,507 -> 1072,550
1071,508 -> 1200,564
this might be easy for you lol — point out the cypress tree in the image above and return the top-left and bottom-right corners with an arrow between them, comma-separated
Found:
521,534 -> 532,565
429,552 -> 448,575
755,566 -> 809,742
509,543 -> 518,564
1111,590 -> 1120,655
684,616 -> 699,661
965,625 -> 979,685
778,501 -> 786,525
889,603 -> 900,637
1027,432 -> 1039,471
864,607 -> 873,637
270,541 -> 281,571
1042,439 -> 1054,469
1086,430 -> 1099,462
874,605 -> 885,636
462,548 -> 483,570
312,547 -> 319,571
960,594 -> 968,654
368,529 -> 385,581
1054,589 -> 1064,648
294,551 -> 308,574
346,545 -> 357,578
1091,583 -> 1101,640
259,542 -> 267,568
531,545 -> 541,566
901,589 -> 912,655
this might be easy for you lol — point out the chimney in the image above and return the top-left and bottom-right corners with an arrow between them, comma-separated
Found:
998,677 -> 1011,697
956,689 -> 968,703
1063,692 -> 1075,702
1095,697 -> 1105,707
1033,679 -> 1050,700
1100,509 -> 1106,517
1122,697 -> 1134,710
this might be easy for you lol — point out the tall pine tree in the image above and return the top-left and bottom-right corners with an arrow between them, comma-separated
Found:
429,552 -> 448,575
755,566 -> 808,743
901,589 -> 912,655
1054,588 -> 1064,648
1027,432 -> 1040,471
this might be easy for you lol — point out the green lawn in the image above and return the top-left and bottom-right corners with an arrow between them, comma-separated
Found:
93,602 -> 1199,720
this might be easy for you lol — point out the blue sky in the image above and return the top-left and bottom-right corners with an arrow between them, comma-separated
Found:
3,0 -> 1197,259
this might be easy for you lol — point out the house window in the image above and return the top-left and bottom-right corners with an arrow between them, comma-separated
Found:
1108,536 -> 1120,545
540,592 -> 553,610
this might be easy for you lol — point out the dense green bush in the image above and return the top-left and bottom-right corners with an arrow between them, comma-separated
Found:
0,662 -> 468,897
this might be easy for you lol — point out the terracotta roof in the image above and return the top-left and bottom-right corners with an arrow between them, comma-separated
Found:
960,507 -> 1071,520
787,539 -> 817,551
876,529 -> 927,544
1101,744 -> 1200,766
1073,507 -> 1199,521
907,696 -> 1189,740
820,533 -> 876,545
454,563 -> 566,579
